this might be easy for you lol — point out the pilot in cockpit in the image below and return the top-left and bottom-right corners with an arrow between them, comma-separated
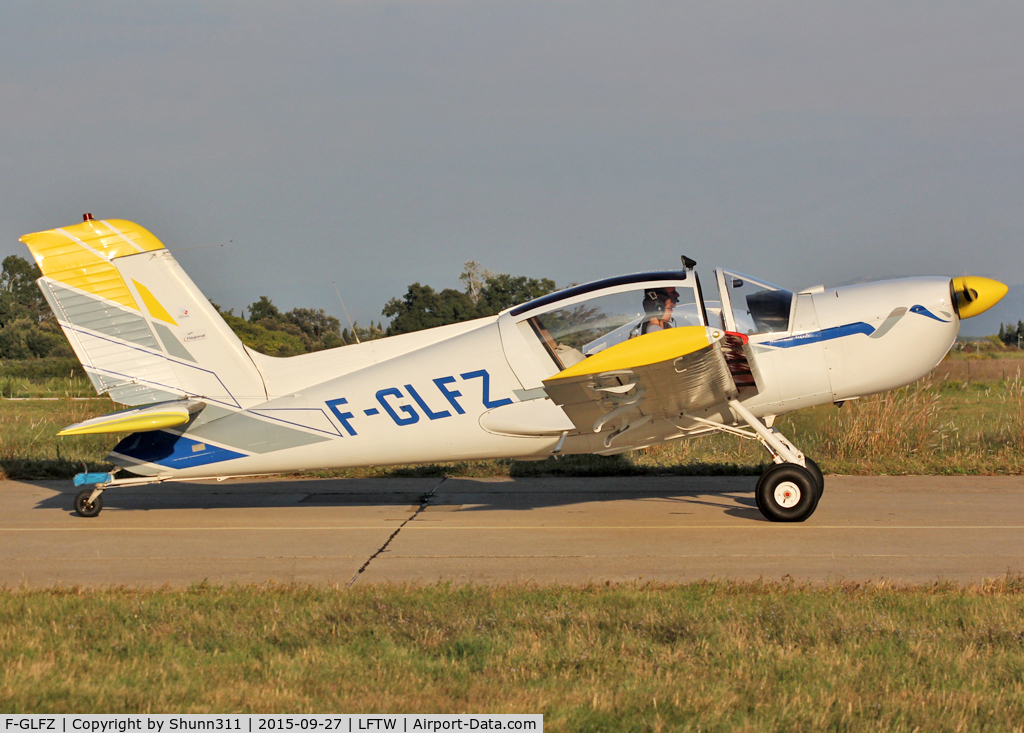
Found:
637,287 -> 679,335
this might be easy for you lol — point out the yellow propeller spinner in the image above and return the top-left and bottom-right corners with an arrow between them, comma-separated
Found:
952,276 -> 1008,319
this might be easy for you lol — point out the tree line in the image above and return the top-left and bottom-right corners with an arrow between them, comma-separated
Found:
0,256 -> 74,361
998,321 -> 1024,348
3,252 -> 1021,364
381,261 -> 555,336
0,256 -> 557,360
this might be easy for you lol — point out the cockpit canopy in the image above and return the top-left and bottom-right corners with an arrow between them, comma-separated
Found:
498,267 -> 796,386
717,270 -> 794,336
509,271 -> 706,371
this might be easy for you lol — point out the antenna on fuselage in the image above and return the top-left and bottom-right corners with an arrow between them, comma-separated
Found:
681,255 -> 697,271
333,282 -> 360,344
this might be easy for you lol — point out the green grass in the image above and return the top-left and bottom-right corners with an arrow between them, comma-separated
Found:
0,357 -> 86,383
2,580 -> 1024,729
776,378 -> 1024,475
1,378 -> 1022,481
0,397 -> 117,478
0,375 -> 96,399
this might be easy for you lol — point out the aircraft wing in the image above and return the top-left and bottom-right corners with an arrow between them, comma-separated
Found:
541,326 -> 750,440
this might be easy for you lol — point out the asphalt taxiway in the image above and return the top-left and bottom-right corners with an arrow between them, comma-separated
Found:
2,475 -> 1022,587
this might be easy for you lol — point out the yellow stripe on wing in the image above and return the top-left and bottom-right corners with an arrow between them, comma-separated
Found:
548,326 -> 717,380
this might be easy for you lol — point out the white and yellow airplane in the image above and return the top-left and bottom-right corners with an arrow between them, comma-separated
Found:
21,217 -> 1007,521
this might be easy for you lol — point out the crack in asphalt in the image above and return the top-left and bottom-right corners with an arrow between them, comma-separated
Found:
346,477 -> 447,587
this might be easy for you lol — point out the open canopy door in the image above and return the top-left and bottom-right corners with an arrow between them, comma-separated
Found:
715,269 -> 795,337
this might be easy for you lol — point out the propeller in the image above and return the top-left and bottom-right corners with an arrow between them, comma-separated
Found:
951,276 -> 1008,319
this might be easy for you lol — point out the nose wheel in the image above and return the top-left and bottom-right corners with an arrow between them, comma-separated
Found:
803,456 -> 824,500
719,399 -> 824,522
755,462 -> 820,522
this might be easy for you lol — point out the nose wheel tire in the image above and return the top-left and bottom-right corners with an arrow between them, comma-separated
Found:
74,489 -> 103,518
756,463 -> 818,522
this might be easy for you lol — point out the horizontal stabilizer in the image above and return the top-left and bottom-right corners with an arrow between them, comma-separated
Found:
58,400 -> 204,436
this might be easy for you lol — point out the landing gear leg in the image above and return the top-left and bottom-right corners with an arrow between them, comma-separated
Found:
726,400 -> 824,522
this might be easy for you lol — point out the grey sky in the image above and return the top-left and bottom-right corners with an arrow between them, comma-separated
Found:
2,1 -> 1021,334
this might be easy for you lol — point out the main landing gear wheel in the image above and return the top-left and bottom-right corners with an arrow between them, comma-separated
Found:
74,489 -> 103,518
756,463 -> 818,522
804,456 -> 825,500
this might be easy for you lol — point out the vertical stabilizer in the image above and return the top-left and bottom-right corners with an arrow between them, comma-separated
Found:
21,219 -> 267,408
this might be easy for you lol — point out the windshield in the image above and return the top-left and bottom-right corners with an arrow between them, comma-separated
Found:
722,272 -> 794,335
521,285 -> 702,369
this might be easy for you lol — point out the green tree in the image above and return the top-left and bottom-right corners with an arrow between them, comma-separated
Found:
0,256 -> 48,326
341,321 -> 385,344
219,309 -> 306,357
477,273 -> 557,315
221,297 -> 348,354
247,296 -> 281,323
284,307 -> 343,351
382,264 -> 558,336
382,283 -> 480,336
0,256 -> 73,359
998,321 -> 1022,348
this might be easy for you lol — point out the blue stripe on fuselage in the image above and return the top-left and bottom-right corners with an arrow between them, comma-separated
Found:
763,322 -> 875,349
909,304 -> 950,322
763,303 -> 947,349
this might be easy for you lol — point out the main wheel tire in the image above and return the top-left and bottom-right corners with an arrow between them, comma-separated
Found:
756,462 -> 792,516
756,463 -> 817,522
74,489 -> 103,518
804,456 -> 825,499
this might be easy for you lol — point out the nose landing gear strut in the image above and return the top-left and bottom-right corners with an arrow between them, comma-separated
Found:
685,399 -> 824,522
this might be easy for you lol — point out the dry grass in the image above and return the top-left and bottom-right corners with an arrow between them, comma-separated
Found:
635,378 -> 1024,477
929,358 -> 1024,382
3,580 -> 1024,729
1002,378 -> 1024,449
1,379 -> 1022,481
818,385 -> 945,458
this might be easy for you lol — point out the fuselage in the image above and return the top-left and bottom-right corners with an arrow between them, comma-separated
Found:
108,273 -> 962,479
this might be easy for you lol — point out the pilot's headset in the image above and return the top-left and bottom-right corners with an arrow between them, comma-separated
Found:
643,288 -> 673,319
